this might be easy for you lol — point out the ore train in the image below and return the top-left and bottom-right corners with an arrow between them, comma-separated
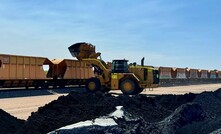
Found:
159,67 -> 221,85
0,54 -> 220,89
0,42 -> 160,95
0,48 -> 220,89
0,54 -> 94,89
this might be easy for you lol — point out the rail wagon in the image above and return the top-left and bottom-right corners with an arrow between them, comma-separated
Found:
0,54 -> 94,89
46,59 -> 94,88
158,66 -> 221,86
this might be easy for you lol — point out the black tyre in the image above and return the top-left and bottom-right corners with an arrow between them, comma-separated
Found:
85,78 -> 101,93
120,79 -> 138,95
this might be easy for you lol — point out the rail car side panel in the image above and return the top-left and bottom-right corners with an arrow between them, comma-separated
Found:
174,68 -> 186,79
200,70 -> 208,78
17,65 -> 23,79
24,65 -> 30,79
188,69 -> 199,79
210,71 -> 217,79
159,67 -> 172,79
0,54 -> 50,80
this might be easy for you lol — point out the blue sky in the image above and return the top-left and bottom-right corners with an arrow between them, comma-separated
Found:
0,0 -> 221,70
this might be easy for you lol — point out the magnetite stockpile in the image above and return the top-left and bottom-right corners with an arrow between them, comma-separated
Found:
0,109 -> 25,134
1,89 -> 221,134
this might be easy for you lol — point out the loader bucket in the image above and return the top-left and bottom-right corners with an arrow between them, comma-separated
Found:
68,42 -> 96,60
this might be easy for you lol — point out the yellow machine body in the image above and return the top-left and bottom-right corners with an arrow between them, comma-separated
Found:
111,73 -> 139,90
129,66 -> 159,88
69,42 -> 159,94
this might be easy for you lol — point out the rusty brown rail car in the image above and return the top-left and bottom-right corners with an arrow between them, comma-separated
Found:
159,66 -> 221,86
0,54 -> 94,89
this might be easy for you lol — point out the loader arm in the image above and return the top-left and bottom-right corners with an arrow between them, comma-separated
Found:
83,58 -> 110,83
68,42 -> 111,84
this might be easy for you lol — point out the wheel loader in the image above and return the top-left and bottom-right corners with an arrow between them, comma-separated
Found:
68,42 -> 159,95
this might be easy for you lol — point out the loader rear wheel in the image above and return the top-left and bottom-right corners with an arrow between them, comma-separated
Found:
120,79 -> 138,95
86,78 -> 101,93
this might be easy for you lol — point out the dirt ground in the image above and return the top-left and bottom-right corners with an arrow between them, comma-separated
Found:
0,84 -> 221,120
0,94 -> 66,120
142,83 -> 221,95
110,83 -> 221,95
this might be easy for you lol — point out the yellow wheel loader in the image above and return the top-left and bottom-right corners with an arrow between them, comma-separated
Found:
69,42 -> 159,95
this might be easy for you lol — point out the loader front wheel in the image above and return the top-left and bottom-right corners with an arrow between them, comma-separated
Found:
120,79 -> 138,95
86,78 -> 101,93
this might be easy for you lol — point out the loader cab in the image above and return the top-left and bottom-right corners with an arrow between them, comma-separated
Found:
111,60 -> 129,73
153,69 -> 160,84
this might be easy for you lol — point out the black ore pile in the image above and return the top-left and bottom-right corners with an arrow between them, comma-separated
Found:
177,88 -> 221,134
1,88 -> 221,134
17,92 -> 118,134
16,92 -> 197,134
0,109 -> 25,134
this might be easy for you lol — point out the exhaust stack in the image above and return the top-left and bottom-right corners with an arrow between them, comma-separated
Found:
141,57 -> 145,66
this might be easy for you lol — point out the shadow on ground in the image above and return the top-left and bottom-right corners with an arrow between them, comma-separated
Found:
0,87 -> 86,99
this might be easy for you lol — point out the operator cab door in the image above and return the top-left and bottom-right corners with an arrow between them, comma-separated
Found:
111,60 -> 129,90
153,70 -> 160,84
